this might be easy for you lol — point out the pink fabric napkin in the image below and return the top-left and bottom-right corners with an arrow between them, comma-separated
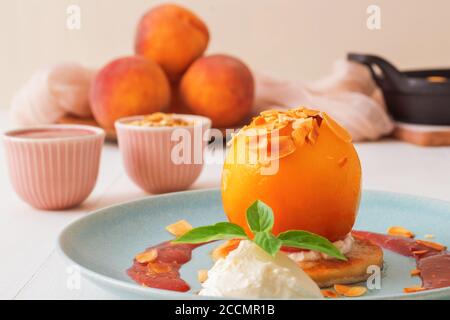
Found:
254,60 -> 394,141
10,63 -> 95,126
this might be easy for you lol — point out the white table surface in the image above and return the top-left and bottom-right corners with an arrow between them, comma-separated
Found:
1,113 -> 450,299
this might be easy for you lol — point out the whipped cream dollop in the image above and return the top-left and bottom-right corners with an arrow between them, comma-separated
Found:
287,233 -> 354,262
199,240 -> 322,299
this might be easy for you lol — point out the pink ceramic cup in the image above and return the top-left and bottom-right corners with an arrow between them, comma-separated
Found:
3,124 -> 105,210
115,114 -> 211,194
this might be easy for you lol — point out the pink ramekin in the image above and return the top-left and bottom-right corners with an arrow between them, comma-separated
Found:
3,124 -> 105,210
115,114 -> 211,194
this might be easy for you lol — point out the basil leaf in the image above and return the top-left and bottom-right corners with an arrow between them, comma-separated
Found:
253,231 -> 281,257
214,222 -> 248,238
246,200 -> 274,233
277,230 -> 347,261
173,223 -> 247,244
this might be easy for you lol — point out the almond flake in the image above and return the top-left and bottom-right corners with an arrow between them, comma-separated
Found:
211,239 -> 241,261
147,262 -> 172,274
295,117 -> 313,131
135,249 -> 158,264
334,284 -> 367,297
128,112 -> 193,127
287,109 -> 308,119
306,119 -> 320,144
412,250 -> 428,256
260,110 -> 280,117
166,220 -> 193,237
403,286 -> 426,293
410,269 -> 421,276
387,226 -> 415,238
291,127 -> 308,146
198,269 -> 209,283
253,116 -> 266,126
424,234 -> 435,239
321,289 -> 338,298
416,240 -> 447,251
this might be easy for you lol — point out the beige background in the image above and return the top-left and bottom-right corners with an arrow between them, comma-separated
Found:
1,0 -> 450,109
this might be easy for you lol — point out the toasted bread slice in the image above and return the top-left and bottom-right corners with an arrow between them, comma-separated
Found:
297,238 -> 383,288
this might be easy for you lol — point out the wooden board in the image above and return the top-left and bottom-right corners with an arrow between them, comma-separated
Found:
393,122 -> 450,146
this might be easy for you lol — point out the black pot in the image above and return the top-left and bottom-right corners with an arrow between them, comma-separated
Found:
348,53 -> 450,125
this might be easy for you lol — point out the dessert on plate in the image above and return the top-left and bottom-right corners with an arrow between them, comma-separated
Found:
220,107 -> 383,288
126,107 -> 449,299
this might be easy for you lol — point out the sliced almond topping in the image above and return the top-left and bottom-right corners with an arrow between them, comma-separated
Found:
424,234 -> 435,239
166,220 -> 193,237
307,129 -> 318,144
135,249 -> 158,264
147,262 -> 172,274
197,269 -> 209,283
277,113 -> 294,124
412,250 -> 428,256
403,286 -> 426,293
387,226 -> 415,238
291,119 -> 312,147
241,107 -> 328,159
253,116 -> 266,126
128,112 -> 193,127
416,240 -> 447,251
306,119 -> 320,144
260,110 -> 280,117
410,269 -> 421,277
321,289 -> 338,298
292,117 -> 313,131
251,122 -> 275,132
334,284 -> 367,297
333,284 -> 347,296
291,127 -> 307,146
211,239 -> 241,261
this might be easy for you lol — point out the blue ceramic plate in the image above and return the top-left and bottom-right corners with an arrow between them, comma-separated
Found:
58,189 -> 450,300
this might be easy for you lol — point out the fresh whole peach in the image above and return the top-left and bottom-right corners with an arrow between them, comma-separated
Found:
90,56 -> 170,131
135,4 -> 209,82
180,54 -> 255,128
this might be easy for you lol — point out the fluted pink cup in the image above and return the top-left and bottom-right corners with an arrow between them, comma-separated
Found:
3,125 -> 105,210
115,114 -> 211,194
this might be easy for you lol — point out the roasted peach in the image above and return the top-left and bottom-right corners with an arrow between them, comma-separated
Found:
221,108 -> 362,242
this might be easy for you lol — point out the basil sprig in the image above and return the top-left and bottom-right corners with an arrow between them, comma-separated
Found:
173,200 -> 346,260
